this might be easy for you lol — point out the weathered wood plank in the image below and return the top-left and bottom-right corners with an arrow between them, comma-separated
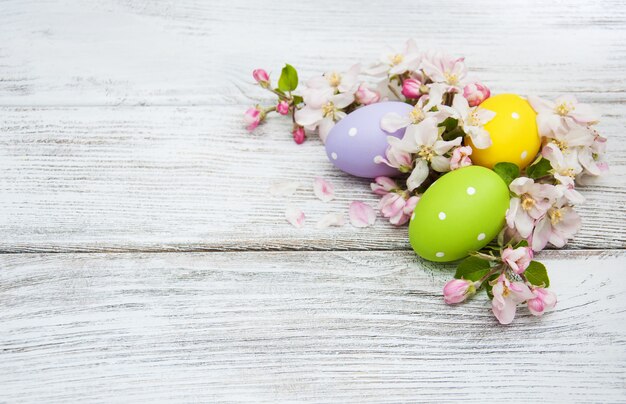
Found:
0,105 -> 624,252
0,0 -> 625,106
1,250 -> 624,402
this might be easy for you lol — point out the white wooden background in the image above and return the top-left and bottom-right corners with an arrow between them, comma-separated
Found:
1,0 -> 625,402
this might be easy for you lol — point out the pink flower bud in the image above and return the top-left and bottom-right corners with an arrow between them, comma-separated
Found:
292,126 -> 306,144
355,84 -> 380,105
443,279 -> 475,304
450,146 -> 473,170
401,78 -> 422,99
463,82 -> 491,107
370,177 -> 397,195
243,106 -> 263,131
277,100 -> 290,115
403,195 -> 420,216
501,246 -> 533,274
527,287 -> 557,316
253,69 -> 270,88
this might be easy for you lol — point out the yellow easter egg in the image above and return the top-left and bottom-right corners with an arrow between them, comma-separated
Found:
466,93 -> 540,169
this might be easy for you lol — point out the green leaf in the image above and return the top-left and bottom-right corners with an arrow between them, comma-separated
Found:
526,158 -> 553,179
524,260 -> 550,287
493,162 -> 520,186
292,95 -> 303,105
442,126 -> 466,141
513,240 -> 529,248
438,117 -> 458,132
277,64 -> 298,92
454,256 -> 491,281
484,272 -> 501,299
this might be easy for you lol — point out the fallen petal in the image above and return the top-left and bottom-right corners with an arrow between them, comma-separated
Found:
314,177 -> 335,202
270,181 -> 301,196
316,213 -> 345,229
349,201 -> 377,228
285,207 -> 305,228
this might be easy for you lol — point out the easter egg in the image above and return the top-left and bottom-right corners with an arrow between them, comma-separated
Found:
467,93 -> 540,169
325,101 -> 414,178
409,166 -> 509,262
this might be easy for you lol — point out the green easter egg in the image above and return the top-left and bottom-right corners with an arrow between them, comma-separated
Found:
409,165 -> 510,262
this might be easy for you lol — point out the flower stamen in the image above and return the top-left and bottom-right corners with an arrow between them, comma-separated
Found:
409,107 -> 425,124
521,194 -> 536,211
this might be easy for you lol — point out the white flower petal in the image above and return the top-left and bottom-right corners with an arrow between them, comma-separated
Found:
295,106 -> 323,127
316,213 -> 345,229
313,177 -> 335,202
269,181 -> 301,196
407,159 -> 429,191
285,207 -> 305,228
380,112 -> 410,133
349,201 -> 377,228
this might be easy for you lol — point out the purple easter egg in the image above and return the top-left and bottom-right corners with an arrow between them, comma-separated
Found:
324,101 -> 414,178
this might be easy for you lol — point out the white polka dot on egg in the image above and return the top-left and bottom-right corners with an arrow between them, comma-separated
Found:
512,112 -> 520,119
331,152 -> 338,160
348,127 -> 357,136
477,233 -> 486,241
438,212 -> 446,220
436,252 -> 445,258
466,186 -> 476,195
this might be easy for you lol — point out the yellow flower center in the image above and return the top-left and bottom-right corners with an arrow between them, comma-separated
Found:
327,72 -> 341,88
521,194 -> 536,211
502,285 -> 511,298
555,102 -> 574,116
390,54 -> 404,66
549,208 -> 563,225
553,139 -> 567,151
418,146 -> 435,161
409,107 -> 425,124
466,110 -> 481,126
444,71 -> 459,85
322,102 -> 336,118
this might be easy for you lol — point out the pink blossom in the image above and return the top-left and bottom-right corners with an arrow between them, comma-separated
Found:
370,177 -> 398,196
355,84 -> 380,105
506,177 -> 559,238
420,52 -> 467,90
276,100 -> 290,115
292,126 -> 306,144
501,246 -> 533,274
378,192 -> 419,225
243,106 -> 263,131
253,69 -> 270,88
349,201 -> 377,228
463,82 -> 491,107
449,146 -> 472,170
313,177 -> 334,202
491,274 -> 535,325
527,288 -> 557,316
443,279 -> 475,304
532,203 -> 581,251
401,78 -> 422,99
528,95 -> 599,136
374,145 -> 413,172
285,207 -> 305,228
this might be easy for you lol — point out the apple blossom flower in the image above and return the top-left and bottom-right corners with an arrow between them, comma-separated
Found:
378,193 -> 419,226
463,82 -> 490,106
355,83 -> 380,105
253,68 -> 270,88
276,100 -> 290,115
302,64 -> 360,108
542,143 -> 583,187
292,126 -> 306,144
285,207 -> 305,228
443,279 -> 476,304
421,52 -> 468,90
528,95 -> 599,136
295,92 -> 354,143
374,145 -> 413,173
527,288 -> 557,316
316,212 -> 345,229
532,202 -> 581,251
449,145 -> 472,170
446,94 -> 495,149
349,201 -> 377,228
380,84 -> 446,133
501,246 -> 533,274
370,176 -> 398,196
401,78 -> 422,99
366,38 -> 420,77
313,177 -> 334,202
491,274 -> 535,325
243,106 -> 264,131
506,177 -> 559,238
386,118 -> 462,191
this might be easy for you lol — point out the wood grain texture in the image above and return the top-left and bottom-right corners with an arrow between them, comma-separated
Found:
1,250 -> 625,402
0,104 -> 624,252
